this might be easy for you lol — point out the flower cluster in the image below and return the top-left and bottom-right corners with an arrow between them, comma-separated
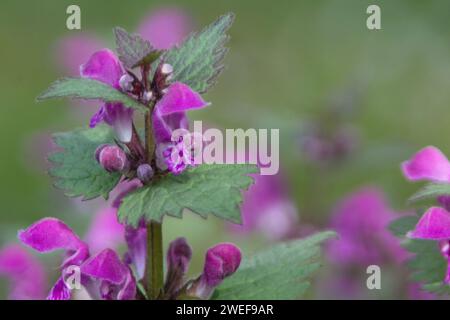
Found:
403,146 -> 450,283
82,48 -> 208,179
0,11 -> 244,300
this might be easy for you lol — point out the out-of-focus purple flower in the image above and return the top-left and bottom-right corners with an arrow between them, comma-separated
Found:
56,7 -> 192,74
229,172 -> 299,241
407,206 -> 450,284
84,207 -> 124,254
0,244 -> 47,300
164,237 -> 192,297
80,49 -> 134,143
190,243 -> 241,299
137,7 -> 192,50
327,187 -> 408,266
153,82 -> 209,174
18,218 -> 135,300
299,124 -> 359,166
56,34 -> 103,76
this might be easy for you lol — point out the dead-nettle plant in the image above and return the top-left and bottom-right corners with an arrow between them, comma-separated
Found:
21,13 -> 335,300
389,146 -> 450,296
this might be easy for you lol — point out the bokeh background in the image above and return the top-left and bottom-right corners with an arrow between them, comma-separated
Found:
0,0 -> 449,299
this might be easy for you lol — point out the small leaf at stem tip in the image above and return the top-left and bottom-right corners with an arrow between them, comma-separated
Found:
114,27 -> 155,69
36,77 -> 147,112
132,50 -> 164,68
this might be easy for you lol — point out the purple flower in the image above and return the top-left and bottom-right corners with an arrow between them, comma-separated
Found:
407,206 -> 450,284
402,146 -> 450,183
190,243 -> 241,299
153,82 -> 209,174
18,218 -> 136,300
137,7 -> 192,50
0,244 -> 47,300
327,187 -> 408,266
229,172 -> 299,241
80,49 -> 134,143
402,146 -> 450,211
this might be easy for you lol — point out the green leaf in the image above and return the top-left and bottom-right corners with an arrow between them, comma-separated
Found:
164,13 -> 234,93
118,164 -> 258,227
409,183 -> 450,203
389,215 -> 450,296
114,27 -> 160,69
49,126 -> 122,200
37,78 -> 147,112
212,231 -> 337,300
388,215 -> 420,237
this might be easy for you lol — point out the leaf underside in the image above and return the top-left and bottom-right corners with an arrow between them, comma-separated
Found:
118,164 -> 258,227
389,215 -> 450,295
37,78 -> 147,112
164,12 -> 235,94
212,231 -> 338,300
408,183 -> 450,203
48,126 -> 122,200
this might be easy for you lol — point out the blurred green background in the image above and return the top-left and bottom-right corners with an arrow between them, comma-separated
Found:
0,0 -> 449,299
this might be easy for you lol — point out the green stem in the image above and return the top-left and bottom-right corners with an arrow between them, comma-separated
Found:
145,220 -> 164,299
142,64 -> 163,300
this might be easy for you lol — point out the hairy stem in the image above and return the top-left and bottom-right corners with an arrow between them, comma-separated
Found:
141,62 -> 163,300
143,100 -> 162,299
145,220 -> 164,299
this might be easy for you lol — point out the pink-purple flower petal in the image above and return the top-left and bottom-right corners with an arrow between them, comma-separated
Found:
402,146 -> 450,183
407,207 -> 450,240
47,277 -> 71,300
155,82 -> 209,116
202,243 -> 241,287
80,49 -> 124,88
18,218 -> 89,267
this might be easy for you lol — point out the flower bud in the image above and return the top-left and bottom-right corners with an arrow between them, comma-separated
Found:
95,144 -> 109,163
161,63 -> 173,75
96,145 -> 129,173
119,74 -> 134,91
142,91 -> 153,103
189,243 -> 241,299
137,164 -> 154,183
164,238 -> 192,297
